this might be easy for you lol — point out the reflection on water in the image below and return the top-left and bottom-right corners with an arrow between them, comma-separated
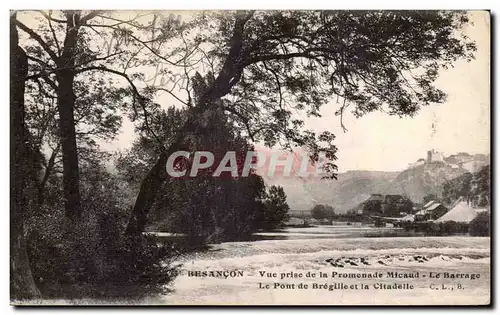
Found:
250,223 -> 425,241
150,223 -> 426,244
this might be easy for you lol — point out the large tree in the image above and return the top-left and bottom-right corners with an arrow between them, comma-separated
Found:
14,10 -> 477,236
23,66 -> 128,209
10,13 -> 41,300
117,103 -> 268,243
15,10 -> 181,220
16,11 -> 103,219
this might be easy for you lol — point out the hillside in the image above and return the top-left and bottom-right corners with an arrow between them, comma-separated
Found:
273,152 -> 489,214
392,162 -> 469,202
268,170 -> 400,214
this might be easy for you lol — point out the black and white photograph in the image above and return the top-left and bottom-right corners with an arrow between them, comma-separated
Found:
9,9 -> 490,305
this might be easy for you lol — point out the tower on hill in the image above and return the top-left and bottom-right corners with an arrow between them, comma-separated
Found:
427,149 -> 444,163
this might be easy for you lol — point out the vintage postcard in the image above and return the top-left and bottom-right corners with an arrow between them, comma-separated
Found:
10,9 -> 490,305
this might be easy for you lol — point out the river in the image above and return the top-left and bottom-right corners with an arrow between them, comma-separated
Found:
156,224 -> 490,305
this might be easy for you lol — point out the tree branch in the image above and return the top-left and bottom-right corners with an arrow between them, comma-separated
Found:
83,22 -> 193,67
75,65 -> 167,153
77,51 -> 125,67
156,87 -> 190,107
222,105 -> 256,142
47,11 -> 62,55
15,19 -> 59,62
39,143 -> 60,192
35,10 -> 67,23
81,10 -> 105,24
262,61 -> 284,110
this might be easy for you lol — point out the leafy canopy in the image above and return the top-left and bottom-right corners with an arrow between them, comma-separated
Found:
143,10 -> 476,177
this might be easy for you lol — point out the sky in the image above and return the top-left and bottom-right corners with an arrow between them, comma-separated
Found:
298,11 -> 490,172
107,11 -> 490,173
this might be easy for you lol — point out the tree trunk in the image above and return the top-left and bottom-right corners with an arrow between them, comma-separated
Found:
125,93 -> 216,235
126,12 -> 252,235
125,101 -> 223,235
125,77 -> 238,236
10,14 -> 41,301
125,151 -> 169,235
56,73 -> 81,219
38,145 -> 59,207
56,13 -> 81,220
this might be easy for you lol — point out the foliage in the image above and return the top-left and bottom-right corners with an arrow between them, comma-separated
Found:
25,165 -> 180,299
362,195 -> 412,216
162,174 -> 268,244
118,105 -> 269,244
469,212 -> 490,236
442,165 -> 490,205
260,185 -> 291,230
442,171 -> 473,204
166,10 -> 476,175
382,195 -> 413,216
470,165 -> 490,206
311,204 -> 335,220
405,221 -> 474,236
12,10 -> 479,300
438,221 -> 468,235
362,200 -> 382,215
